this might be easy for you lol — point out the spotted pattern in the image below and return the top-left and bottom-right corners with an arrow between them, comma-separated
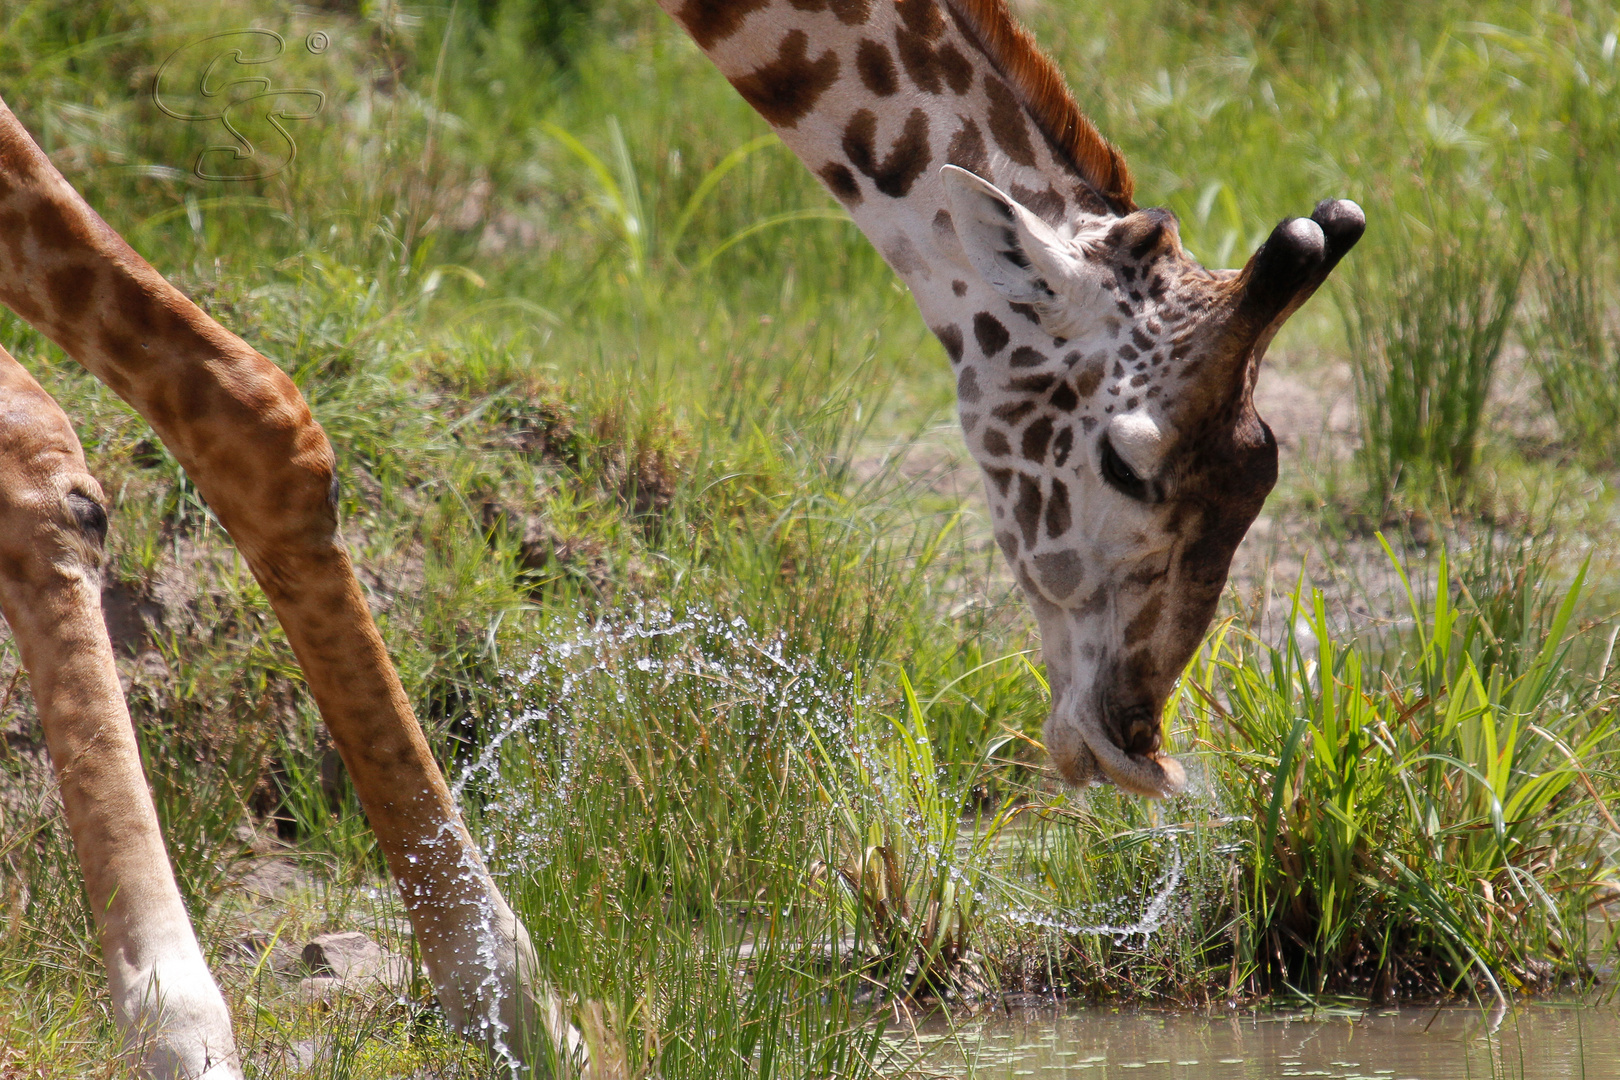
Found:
946,117 -> 990,177
983,76 -> 1037,167
787,0 -> 872,23
855,38 -> 899,96
973,312 -> 1008,356
896,23 -> 973,95
842,108 -> 931,198
676,0 -> 771,49
729,30 -> 840,127
819,162 -> 862,204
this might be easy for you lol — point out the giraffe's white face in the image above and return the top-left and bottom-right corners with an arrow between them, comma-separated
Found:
939,165 -> 1364,797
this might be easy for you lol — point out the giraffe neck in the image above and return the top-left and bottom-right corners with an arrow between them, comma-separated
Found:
660,0 -> 1130,334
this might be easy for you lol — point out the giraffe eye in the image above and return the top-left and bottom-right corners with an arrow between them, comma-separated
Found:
1099,436 -> 1155,502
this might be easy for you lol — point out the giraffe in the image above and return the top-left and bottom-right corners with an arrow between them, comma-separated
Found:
658,0 -> 1363,795
0,102 -> 576,1076
0,0 -> 1361,1075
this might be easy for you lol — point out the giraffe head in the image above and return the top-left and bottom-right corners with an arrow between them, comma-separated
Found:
940,165 -> 1363,798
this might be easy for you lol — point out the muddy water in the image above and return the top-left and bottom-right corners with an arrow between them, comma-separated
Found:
911,1001 -> 1620,1080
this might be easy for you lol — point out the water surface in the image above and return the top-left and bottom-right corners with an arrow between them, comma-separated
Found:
909,1001 -> 1619,1080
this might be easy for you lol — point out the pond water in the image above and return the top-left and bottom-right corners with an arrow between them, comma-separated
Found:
906,1000 -> 1620,1080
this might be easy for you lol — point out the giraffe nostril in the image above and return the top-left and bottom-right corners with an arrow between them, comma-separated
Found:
1110,703 -> 1160,756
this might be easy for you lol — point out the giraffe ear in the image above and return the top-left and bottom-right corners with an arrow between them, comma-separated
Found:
942,165 -> 1097,336
941,165 -> 1072,303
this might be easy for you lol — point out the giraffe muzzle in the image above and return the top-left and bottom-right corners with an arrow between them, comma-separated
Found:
1045,689 -> 1187,799
1078,706 -> 1187,799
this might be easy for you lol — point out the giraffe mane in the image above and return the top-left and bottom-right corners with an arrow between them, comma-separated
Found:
945,0 -> 1137,215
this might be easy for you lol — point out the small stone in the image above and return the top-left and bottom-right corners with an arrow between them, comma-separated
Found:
300,931 -> 410,993
302,931 -> 384,980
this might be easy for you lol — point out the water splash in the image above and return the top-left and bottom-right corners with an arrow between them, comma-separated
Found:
454,604 -> 1193,953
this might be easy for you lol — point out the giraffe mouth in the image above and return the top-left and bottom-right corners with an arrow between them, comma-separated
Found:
1078,704 -> 1187,799
1080,725 -> 1186,798
1045,693 -> 1187,799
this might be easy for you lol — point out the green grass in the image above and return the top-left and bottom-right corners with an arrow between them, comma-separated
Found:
0,0 -> 1618,1075
1189,541 -> 1618,1002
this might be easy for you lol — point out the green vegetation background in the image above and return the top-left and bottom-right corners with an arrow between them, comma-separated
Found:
1,0 -> 1618,1075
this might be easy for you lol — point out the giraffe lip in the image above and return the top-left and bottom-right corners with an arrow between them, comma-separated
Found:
1078,715 -> 1186,798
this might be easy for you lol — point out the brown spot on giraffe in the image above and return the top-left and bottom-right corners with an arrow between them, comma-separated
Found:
855,38 -> 899,96
985,467 -> 1014,496
1074,357 -> 1106,398
1050,381 -> 1079,411
995,528 -> 1019,561
1014,474 -> 1043,548
957,365 -> 981,403
1045,478 -> 1071,537
729,31 -> 840,128
1125,594 -> 1164,647
1006,373 -> 1055,394
1021,415 -> 1053,461
45,263 -> 94,322
992,400 -> 1035,424
883,235 -> 924,275
1009,346 -> 1044,368
982,427 -> 1010,456
818,162 -> 862,205
935,323 -> 963,363
1071,182 -> 1113,216
973,311 -> 1008,357
26,189 -> 85,254
951,279 -> 967,297
946,117 -> 990,176
841,107 -> 931,198
0,208 -> 26,257
787,0 -> 872,24
984,76 -> 1037,167
1033,550 -> 1084,600
1010,181 -> 1065,227
895,25 -> 973,95
674,0 -> 770,49
1052,425 -> 1074,465
895,0 -> 946,37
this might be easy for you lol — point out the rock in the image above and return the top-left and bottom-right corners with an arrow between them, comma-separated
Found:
300,931 -> 410,993
302,931 -> 380,978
